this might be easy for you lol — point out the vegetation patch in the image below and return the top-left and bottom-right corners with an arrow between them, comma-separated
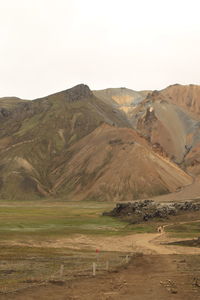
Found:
0,201 -> 154,241
165,221 -> 200,239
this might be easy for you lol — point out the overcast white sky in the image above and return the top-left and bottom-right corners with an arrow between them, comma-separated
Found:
0,0 -> 200,99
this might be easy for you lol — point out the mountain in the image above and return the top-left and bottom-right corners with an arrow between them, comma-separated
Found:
93,87 -> 149,106
161,84 -> 200,118
125,90 -> 200,164
0,83 -> 198,201
0,84 -> 130,200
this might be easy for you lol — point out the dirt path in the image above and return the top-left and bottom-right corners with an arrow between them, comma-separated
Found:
7,223 -> 200,255
133,219 -> 200,255
134,231 -> 200,255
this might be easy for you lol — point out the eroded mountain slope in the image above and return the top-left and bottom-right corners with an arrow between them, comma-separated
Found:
50,124 -> 192,201
123,90 -> 200,165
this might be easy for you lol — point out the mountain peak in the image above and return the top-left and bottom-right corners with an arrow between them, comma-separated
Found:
43,84 -> 93,103
63,84 -> 92,101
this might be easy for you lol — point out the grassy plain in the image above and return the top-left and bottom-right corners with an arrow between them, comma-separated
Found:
0,200 -> 155,241
166,221 -> 200,239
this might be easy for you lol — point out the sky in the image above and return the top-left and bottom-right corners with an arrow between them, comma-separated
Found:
0,0 -> 200,99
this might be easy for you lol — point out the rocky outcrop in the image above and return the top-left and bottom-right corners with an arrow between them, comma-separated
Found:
0,108 -> 11,118
103,200 -> 200,223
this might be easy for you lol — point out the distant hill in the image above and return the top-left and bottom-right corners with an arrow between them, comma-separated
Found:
93,87 -> 149,106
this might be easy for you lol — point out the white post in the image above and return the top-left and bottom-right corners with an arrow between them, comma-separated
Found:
126,255 -> 129,263
93,262 -> 96,276
60,264 -> 64,278
106,260 -> 109,271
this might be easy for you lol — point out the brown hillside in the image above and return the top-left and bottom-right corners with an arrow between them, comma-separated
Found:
162,84 -> 200,118
49,124 -> 192,201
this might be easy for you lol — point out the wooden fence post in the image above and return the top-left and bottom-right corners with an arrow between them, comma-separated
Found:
126,255 -> 129,263
60,264 -> 64,278
93,262 -> 96,276
106,260 -> 109,271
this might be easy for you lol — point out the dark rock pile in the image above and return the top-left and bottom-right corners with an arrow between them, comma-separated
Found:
103,200 -> 200,223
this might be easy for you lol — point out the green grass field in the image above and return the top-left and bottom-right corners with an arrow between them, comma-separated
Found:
0,200 -> 155,242
166,222 -> 200,239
